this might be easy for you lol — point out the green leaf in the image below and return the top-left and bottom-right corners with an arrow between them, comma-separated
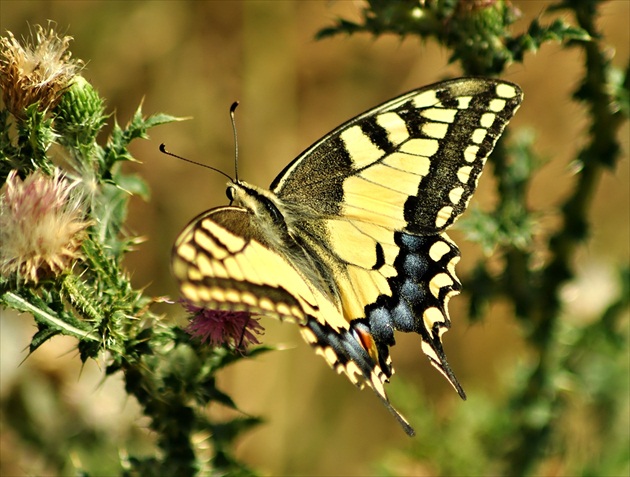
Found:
114,172 -> 151,200
101,106 -> 184,173
1,290 -> 99,342
29,326 -> 60,353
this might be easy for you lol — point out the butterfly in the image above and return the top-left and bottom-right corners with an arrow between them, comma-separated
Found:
172,78 -> 523,436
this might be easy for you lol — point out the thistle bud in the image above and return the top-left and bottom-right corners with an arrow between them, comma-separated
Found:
55,75 -> 106,148
449,0 -> 521,74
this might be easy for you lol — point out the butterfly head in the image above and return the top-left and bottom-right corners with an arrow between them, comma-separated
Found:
225,180 -> 288,231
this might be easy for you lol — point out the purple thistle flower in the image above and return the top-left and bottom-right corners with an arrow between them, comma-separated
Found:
0,169 -> 90,282
182,300 -> 264,350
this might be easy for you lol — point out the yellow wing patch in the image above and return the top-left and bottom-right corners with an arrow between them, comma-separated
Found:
173,209 -> 349,331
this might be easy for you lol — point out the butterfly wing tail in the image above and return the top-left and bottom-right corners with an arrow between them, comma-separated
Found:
300,319 -> 416,437
420,328 -> 467,400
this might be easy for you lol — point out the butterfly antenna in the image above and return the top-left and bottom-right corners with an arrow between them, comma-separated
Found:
159,144 -> 233,182
230,101 -> 240,182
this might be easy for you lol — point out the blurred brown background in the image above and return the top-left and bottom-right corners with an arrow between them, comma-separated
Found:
1,1 -> 628,475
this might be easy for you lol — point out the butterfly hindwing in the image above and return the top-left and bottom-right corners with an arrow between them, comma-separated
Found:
173,204 -> 412,430
367,231 -> 466,397
300,318 -> 415,436
172,77 -> 523,436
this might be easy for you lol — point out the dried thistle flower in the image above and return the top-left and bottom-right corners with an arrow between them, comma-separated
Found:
183,300 -> 264,350
0,169 -> 90,282
0,24 -> 82,119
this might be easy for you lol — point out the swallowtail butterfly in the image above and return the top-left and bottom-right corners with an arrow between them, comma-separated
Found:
172,78 -> 523,435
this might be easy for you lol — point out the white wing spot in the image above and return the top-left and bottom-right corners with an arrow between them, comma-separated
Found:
422,307 -> 445,333
412,90 -> 439,108
457,165 -> 473,184
345,361 -> 363,385
300,327 -> 318,344
194,229 -> 225,259
464,145 -> 479,163
181,283 -> 200,302
497,83 -> 518,98
449,186 -> 464,204
341,125 -> 384,168
276,303 -> 293,317
259,297 -> 275,311
241,291 -> 257,306
435,206 -> 453,228
446,255 -> 460,278
489,98 -> 506,112
429,273 -> 455,298
177,242 -> 196,262
208,224 -> 246,252
186,268 -> 203,281
457,96 -> 472,109
198,286 -> 213,302
429,240 -> 451,262
471,128 -> 487,144
290,305 -> 304,319
480,112 -> 496,128
370,372 -> 387,396
225,289 -> 240,303
324,347 -> 339,367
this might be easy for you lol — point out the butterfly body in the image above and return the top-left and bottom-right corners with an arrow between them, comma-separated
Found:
172,78 -> 523,436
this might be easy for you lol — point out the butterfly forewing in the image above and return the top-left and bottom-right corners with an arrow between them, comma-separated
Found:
172,78 -> 523,436
272,78 -> 522,233
173,207 -> 340,327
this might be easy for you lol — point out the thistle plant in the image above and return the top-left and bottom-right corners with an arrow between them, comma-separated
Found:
1,25 -> 266,476
1,2 -> 628,475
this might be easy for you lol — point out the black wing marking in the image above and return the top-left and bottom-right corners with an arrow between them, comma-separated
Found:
300,318 -> 416,436
271,77 -> 523,234
367,232 -> 466,398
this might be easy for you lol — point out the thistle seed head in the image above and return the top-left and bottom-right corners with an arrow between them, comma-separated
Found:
0,24 -> 82,119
